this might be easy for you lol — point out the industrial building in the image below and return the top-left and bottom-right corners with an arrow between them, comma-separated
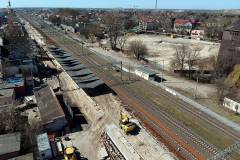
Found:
0,133 -> 21,160
34,84 -> 67,131
48,47 -> 109,96
217,20 -> 240,74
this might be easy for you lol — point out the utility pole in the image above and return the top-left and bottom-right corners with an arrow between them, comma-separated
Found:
121,61 -> 123,81
128,62 -> 131,81
194,73 -> 199,99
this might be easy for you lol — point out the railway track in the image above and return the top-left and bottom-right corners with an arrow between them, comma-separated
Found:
147,83 -> 240,141
49,35 -> 214,159
20,13 -> 240,159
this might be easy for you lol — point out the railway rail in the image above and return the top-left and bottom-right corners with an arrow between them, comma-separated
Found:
20,13 -> 240,160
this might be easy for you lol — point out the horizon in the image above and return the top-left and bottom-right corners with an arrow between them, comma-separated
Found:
0,0 -> 240,10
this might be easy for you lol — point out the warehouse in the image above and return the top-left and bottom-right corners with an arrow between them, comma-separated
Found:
34,84 -> 67,131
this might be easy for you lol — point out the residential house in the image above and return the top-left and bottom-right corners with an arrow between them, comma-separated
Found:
191,30 -> 205,40
174,19 -> 193,34
139,19 -> 158,31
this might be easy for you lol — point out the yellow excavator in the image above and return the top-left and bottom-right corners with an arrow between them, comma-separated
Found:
119,111 -> 136,134
64,146 -> 78,160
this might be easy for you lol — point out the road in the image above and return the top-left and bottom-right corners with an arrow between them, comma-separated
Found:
19,11 -> 240,160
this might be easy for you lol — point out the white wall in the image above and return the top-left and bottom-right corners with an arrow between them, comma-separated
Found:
135,70 -> 149,80
223,97 -> 240,114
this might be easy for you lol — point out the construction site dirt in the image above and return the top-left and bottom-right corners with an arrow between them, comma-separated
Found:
20,13 -> 240,160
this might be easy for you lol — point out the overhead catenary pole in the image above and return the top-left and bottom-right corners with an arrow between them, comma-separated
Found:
121,61 -> 123,81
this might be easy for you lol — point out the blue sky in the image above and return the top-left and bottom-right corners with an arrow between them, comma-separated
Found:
1,0 -> 240,9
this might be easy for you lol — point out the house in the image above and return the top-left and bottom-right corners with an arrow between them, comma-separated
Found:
37,133 -> 53,160
2,59 -> 37,78
0,133 -> 21,160
0,88 -> 15,111
34,84 -> 67,131
191,30 -> 205,40
217,20 -> 240,74
139,20 -> 158,31
174,19 -> 193,34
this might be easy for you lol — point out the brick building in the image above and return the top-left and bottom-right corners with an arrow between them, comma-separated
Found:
217,20 -> 240,74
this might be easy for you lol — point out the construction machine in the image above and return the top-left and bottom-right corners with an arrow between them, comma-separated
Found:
64,146 -> 78,160
119,111 -> 136,134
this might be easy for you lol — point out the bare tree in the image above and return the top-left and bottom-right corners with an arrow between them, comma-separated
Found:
88,33 -> 96,43
117,33 -> 128,52
104,12 -> 124,50
215,78 -> 238,104
128,40 -> 148,60
186,46 -> 201,78
171,45 -> 189,71
209,54 -> 218,71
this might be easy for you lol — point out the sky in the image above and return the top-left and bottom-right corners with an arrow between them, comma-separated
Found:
0,0 -> 240,10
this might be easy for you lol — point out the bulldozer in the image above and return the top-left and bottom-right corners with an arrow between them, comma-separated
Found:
119,111 -> 136,134
64,146 -> 78,160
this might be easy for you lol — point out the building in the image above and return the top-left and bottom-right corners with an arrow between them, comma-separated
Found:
0,133 -> 21,160
34,84 -> 67,131
60,24 -> 75,33
0,88 -> 15,111
135,66 -> 157,80
2,59 -> 37,78
138,20 -> 158,31
174,19 -> 193,34
223,97 -> 240,114
191,30 -> 205,40
217,20 -> 240,74
37,133 -> 53,160
9,153 -> 34,160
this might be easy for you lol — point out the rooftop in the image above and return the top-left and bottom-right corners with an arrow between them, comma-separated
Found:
175,19 -> 191,25
9,153 -> 34,160
0,88 -> 14,97
37,133 -> 51,152
225,20 -> 240,32
49,47 -> 104,89
34,84 -> 65,125
136,66 -> 157,76
0,133 -> 21,155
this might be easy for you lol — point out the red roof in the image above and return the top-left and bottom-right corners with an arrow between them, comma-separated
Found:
175,19 -> 190,25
